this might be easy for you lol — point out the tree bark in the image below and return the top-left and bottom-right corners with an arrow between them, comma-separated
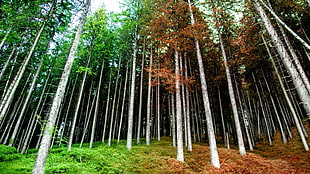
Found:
262,35 -> 309,151
90,62 -> 104,148
32,1 -> 90,173
137,37 -> 145,144
175,50 -> 184,162
219,32 -> 246,156
0,28 -> 11,50
146,47 -> 153,146
252,0 -> 310,117
126,25 -> 139,150
0,3 -> 55,123
9,57 -> 44,146
257,0 -> 310,51
68,51 -> 91,151
187,0 -> 220,167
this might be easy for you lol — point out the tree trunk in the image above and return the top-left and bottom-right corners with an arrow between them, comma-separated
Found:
187,0 -> 220,167
257,0 -> 310,51
90,62 -> 104,148
108,58 -> 122,146
262,35 -> 309,151
32,1 -> 90,173
171,93 -> 176,147
126,25 -> 139,150
9,58 -> 44,146
184,55 -> 192,151
68,52 -> 91,151
102,73 -> 112,143
0,3 -> 55,123
0,46 -> 16,81
175,50 -> 184,162
146,47 -> 153,146
219,33 -> 246,156
252,0 -> 310,117
137,37 -> 145,144
0,28 -> 11,50
118,64 -> 129,143
20,68 -> 54,154
262,70 -> 287,143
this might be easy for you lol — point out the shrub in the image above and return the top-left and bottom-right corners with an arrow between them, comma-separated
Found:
0,145 -> 19,162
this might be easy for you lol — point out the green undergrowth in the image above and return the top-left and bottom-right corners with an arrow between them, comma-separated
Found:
0,138 -> 177,174
1,135 -> 309,173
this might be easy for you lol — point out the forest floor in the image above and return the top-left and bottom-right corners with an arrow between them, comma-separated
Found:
0,124 -> 309,173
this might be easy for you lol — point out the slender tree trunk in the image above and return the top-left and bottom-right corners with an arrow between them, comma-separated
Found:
0,46 -> 16,81
262,35 -> 309,151
102,73 -> 112,143
90,63 -> 104,148
175,50 -> 184,162
256,0 -> 310,51
187,0 -> 220,167
32,1 -> 90,173
262,70 -> 287,143
108,58 -> 122,146
156,74 -> 161,141
146,47 -> 153,146
126,25 -> 139,150
234,77 -> 254,150
0,3 -> 55,123
137,37 -> 145,144
171,93 -> 176,147
20,69 -> 54,154
252,0 -> 310,117
184,55 -> 192,151
9,58 -> 44,146
118,64 -> 129,143
68,52 -> 91,151
217,86 -> 227,147
279,26 -> 310,94
219,32 -> 246,156
0,28 -> 11,50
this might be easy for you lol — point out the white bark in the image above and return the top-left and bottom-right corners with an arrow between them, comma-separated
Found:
0,46 -> 16,81
257,0 -> 310,51
90,62 -> 104,148
252,0 -> 310,117
0,4 -> 54,123
175,50 -> 184,162
262,35 -> 309,151
126,25 -> 139,150
9,58 -> 44,146
184,55 -> 192,151
102,73 -> 112,142
262,71 -> 287,144
187,0 -> 220,167
32,1 -> 90,173
219,33 -> 246,155
146,47 -> 153,146
137,37 -> 145,144
117,64 -> 129,143
68,54 -> 91,151
0,28 -> 11,50
108,58 -> 122,146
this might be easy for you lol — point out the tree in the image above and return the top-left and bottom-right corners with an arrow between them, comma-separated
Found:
251,0 -> 310,118
32,0 -> 90,173
188,0 -> 221,167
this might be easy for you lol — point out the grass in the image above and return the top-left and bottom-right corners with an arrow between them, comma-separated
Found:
0,129 -> 310,174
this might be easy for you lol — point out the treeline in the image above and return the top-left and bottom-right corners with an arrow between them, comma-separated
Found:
0,0 -> 309,173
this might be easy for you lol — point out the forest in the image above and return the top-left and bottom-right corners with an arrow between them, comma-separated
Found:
0,0 -> 309,173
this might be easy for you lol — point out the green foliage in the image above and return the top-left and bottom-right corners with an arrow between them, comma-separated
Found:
76,66 -> 96,76
0,145 -> 19,162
